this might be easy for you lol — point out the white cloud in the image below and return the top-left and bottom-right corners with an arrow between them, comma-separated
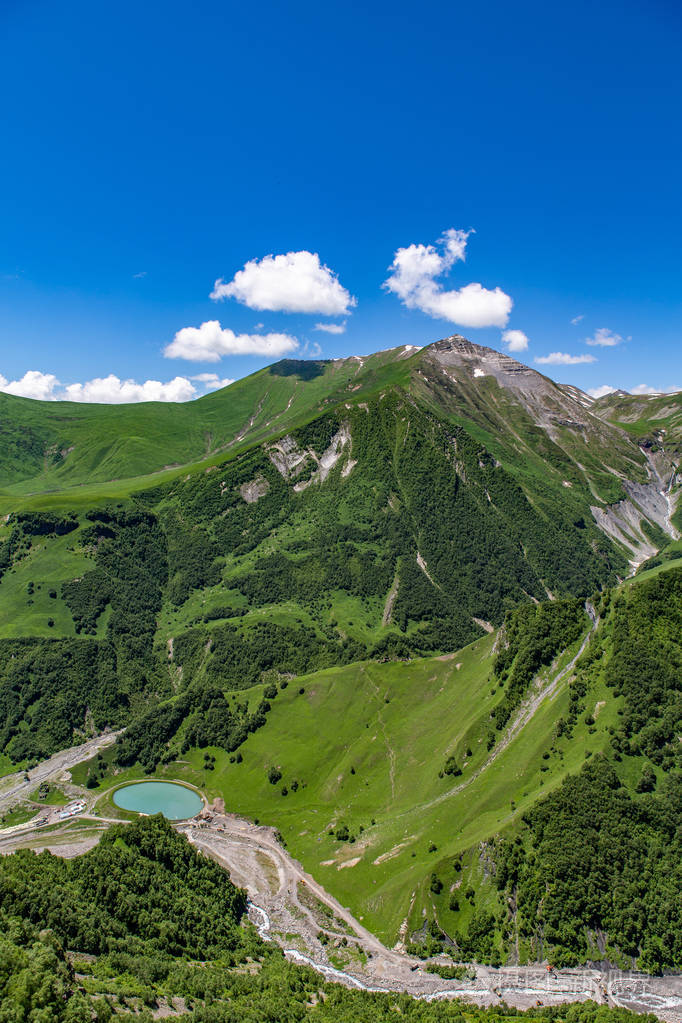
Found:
585,327 -> 624,347
164,320 -> 299,362
314,321 -> 346,334
0,371 -> 199,403
0,370 -> 60,399
588,385 -> 617,398
190,373 -> 235,391
133,271 -> 147,279
211,250 -> 356,316
534,352 -> 597,365
632,384 -> 682,396
302,340 -> 323,358
64,375 -> 197,403
501,328 -> 529,352
384,228 -> 512,328
589,383 -> 682,398
571,314 -> 585,325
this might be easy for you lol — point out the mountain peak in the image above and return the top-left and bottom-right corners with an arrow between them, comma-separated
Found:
422,335 -> 556,399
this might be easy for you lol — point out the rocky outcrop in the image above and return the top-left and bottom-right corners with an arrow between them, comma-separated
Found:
268,424 -> 353,492
267,436 -> 310,479
239,475 -> 270,503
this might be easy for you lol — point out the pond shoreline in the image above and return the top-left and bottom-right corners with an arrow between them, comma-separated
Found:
111,779 -> 205,820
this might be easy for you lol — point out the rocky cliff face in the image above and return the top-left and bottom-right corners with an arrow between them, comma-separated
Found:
422,336 -> 623,444
416,336 -> 679,568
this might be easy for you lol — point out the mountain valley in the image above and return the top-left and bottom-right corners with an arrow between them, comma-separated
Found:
1,336 -> 681,1007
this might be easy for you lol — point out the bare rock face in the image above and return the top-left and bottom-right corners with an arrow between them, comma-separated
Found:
426,335 -> 539,387
239,476 -> 270,504
418,336 -> 679,562
267,436 -> 310,479
293,424 -> 352,492
267,424 -> 353,492
422,336 -> 600,440
315,423 -> 352,482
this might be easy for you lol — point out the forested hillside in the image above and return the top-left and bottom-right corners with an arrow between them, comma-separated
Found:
0,365 -> 638,764
0,817 -> 661,1023
0,338 -> 680,981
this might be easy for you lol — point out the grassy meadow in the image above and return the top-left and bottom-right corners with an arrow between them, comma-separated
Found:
75,613 -> 628,950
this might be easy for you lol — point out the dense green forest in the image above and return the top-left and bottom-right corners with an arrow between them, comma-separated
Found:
497,759 -> 682,971
492,570 -> 682,971
0,345 -> 680,994
0,817 -> 660,1023
0,392 -> 627,765
0,507 -> 169,762
491,599 -> 587,731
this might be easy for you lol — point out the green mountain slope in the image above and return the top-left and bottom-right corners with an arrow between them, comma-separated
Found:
1,336 -> 681,975
0,337 -> 678,760
0,347 -> 415,496
74,562 -> 682,970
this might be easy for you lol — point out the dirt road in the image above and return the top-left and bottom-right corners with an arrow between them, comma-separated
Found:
407,602 -> 599,818
0,731 -> 122,815
183,812 -> 682,1020
2,701 -> 682,1019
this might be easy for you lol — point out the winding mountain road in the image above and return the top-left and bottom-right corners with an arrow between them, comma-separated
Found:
0,731 -> 122,815
402,601 -> 599,818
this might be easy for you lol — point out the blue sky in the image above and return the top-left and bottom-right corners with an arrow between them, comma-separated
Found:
1,0 -> 680,401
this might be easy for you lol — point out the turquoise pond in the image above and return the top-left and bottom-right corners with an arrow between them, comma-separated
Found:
112,781 -> 203,820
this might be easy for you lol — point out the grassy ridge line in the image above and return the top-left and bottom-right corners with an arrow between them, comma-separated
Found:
0,349 -> 418,502
0,341 -> 656,520
0,364 -> 414,513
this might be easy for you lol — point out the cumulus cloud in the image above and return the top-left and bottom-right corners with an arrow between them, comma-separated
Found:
0,370 -> 60,399
302,340 -> 323,358
588,383 -> 682,398
210,250 -> 355,316
384,228 -> 512,328
585,327 -> 624,347
629,384 -> 677,395
588,385 -> 617,398
571,314 -> 584,325
534,352 -> 597,365
501,329 -> 529,352
164,320 -> 299,362
0,371 -> 198,403
64,375 -> 197,403
314,321 -> 346,334
634,384 -> 682,395
190,372 -> 235,391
